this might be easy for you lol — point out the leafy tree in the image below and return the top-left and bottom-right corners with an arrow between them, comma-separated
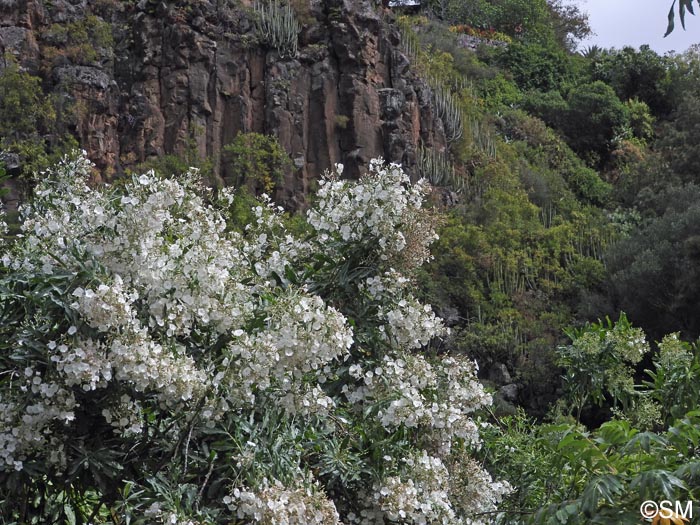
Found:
656,94 -> 700,180
481,317 -> 700,525
0,56 -> 77,184
557,313 -> 649,422
495,42 -> 572,92
667,44 -> 700,105
560,81 -> 629,167
644,333 -> 700,426
222,132 -> 292,194
546,0 -> 592,51
589,46 -> 672,116
606,184 -> 700,340
623,98 -> 655,144
521,89 -> 568,130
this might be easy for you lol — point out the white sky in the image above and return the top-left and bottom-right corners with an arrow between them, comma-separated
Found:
578,0 -> 700,54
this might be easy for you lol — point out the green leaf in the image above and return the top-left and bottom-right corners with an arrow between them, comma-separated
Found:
665,0 -> 678,37
680,0 -> 687,28
597,420 -> 634,447
581,475 -> 623,516
631,470 -> 687,500
675,460 -> 700,482
64,504 -> 77,525
622,431 -> 668,454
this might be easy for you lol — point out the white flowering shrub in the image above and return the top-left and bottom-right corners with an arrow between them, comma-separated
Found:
307,159 -> 437,269
0,153 -> 507,523
0,203 -> 7,242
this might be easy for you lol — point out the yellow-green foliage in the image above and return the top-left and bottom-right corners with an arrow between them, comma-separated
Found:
623,98 -> 654,144
0,57 -> 77,182
333,114 -> 350,129
222,132 -> 292,194
448,24 -> 513,44
0,60 -> 55,139
44,15 -> 114,65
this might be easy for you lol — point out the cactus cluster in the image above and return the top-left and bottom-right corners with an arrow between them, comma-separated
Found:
429,79 -> 464,144
397,18 -> 464,145
417,144 -> 472,194
470,118 -> 497,158
254,1 -> 300,58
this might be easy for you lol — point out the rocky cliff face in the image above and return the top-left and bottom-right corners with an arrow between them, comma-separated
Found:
0,0 -> 447,208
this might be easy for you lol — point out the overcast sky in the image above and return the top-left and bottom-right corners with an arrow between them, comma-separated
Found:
578,0 -> 700,54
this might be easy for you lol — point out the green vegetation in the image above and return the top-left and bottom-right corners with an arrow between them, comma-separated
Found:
4,0 -> 700,523
43,14 -> 114,66
481,317 -> 700,524
253,0 -> 301,58
222,132 -> 292,194
134,126 -> 215,185
0,57 -> 78,186
397,3 -> 700,523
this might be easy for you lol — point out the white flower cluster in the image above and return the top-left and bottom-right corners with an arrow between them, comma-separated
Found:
344,353 -> 490,454
353,452 -> 511,525
1,307 -> 208,468
371,451 -> 455,524
657,332 -> 693,369
66,277 -> 208,405
0,153 -> 508,525
217,291 -> 353,414
243,195 -> 312,282
383,298 -> 445,350
13,157 -> 256,336
0,202 -> 7,242
604,324 -> 649,363
142,502 -> 206,525
307,159 -> 436,266
101,394 -> 144,436
448,456 -> 513,525
360,271 -> 447,350
223,479 -> 341,524
0,381 -> 75,471
0,154 -> 348,471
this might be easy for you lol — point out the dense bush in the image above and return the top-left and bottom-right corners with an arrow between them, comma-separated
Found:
560,81 -> 629,167
222,132 -> 292,194
606,187 -> 700,340
0,58 -> 78,184
43,14 -> 114,66
656,94 -> 700,181
588,46 -> 672,117
481,317 -> 700,525
0,154 -> 509,524
494,42 -> 572,92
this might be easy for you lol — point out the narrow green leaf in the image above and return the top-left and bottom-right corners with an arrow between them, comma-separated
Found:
680,0 -> 687,28
666,0 -> 678,37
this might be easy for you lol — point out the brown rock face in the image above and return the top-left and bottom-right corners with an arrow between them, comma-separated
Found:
0,0 -> 446,208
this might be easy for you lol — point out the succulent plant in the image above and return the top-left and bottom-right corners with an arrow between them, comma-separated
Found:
254,1 -> 300,58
